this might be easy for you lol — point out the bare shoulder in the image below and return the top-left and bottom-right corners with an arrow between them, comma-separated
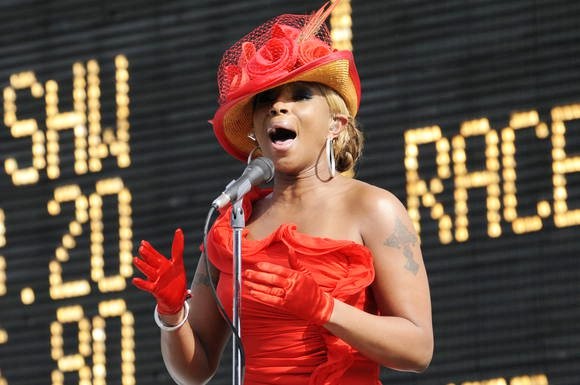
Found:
345,178 -> 411,228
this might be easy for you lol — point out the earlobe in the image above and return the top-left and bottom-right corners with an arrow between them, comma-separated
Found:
329,114 -> 348,138
327,125 -> 340,140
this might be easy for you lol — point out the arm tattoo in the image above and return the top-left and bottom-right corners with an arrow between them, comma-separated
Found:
384,218 -> 420,275
192,254 -> 220,288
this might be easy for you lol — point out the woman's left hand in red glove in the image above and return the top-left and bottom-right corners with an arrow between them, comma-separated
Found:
243,254 -> 334,325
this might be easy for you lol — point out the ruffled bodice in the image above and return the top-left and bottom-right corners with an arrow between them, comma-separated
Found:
205,188 -> 382,385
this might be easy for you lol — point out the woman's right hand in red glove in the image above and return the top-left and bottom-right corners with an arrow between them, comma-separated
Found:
132,228 -> 189,315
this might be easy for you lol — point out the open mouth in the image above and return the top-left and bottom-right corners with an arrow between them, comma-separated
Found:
268,127 -> 297,144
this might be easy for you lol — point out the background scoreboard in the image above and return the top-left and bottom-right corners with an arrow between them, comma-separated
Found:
0,1 -> 579,385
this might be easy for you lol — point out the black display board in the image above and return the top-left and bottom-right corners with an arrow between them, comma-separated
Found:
0,1 -> 578,385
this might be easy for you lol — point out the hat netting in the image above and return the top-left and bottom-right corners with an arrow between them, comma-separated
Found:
217,13 -> 333,105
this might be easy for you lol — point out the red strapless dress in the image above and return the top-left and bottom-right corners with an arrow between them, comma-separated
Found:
206,188 -> 382,385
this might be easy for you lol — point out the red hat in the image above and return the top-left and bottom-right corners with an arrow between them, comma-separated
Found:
211,1 -> 361,161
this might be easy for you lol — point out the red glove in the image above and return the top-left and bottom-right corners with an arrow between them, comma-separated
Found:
132,229 -> 189,315
243,252 -> 334,325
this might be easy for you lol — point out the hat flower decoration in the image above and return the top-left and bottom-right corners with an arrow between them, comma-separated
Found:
211,0 -> 361,161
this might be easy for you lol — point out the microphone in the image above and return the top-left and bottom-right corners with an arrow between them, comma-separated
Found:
212,157 -> 275,209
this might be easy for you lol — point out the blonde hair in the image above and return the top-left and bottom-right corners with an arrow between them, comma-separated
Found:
314,84 -> 364,174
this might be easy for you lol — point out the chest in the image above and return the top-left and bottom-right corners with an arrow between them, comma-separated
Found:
245,200 -> 362,243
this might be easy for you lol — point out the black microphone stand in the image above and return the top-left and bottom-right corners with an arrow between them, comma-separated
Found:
230,198 -> 245,385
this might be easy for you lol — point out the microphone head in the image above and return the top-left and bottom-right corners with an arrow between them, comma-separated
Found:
211,157 -> 275,209
249,157 -> 275,183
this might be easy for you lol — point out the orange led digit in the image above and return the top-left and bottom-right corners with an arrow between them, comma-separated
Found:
91,178 -> 133,293
50,305 -> 91,384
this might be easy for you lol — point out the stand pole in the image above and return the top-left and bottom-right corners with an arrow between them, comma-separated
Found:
231,199 -> 245,385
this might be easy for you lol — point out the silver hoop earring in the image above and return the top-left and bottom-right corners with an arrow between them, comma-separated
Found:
247,145 -> 260,164
326,137 -> 336,178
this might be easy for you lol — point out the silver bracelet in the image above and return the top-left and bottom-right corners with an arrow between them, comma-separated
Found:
154,301 -> 190,332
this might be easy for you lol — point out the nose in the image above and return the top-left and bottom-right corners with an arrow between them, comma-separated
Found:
269,100 -> 289,116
